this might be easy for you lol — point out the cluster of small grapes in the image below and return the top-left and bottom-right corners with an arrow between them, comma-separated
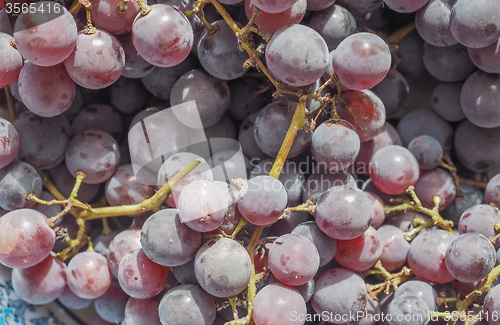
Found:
2,0 -> 500,324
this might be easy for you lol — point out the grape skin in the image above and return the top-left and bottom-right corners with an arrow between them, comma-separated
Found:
12,253 -> 66,305
408,135 -> 443,170
66,251 -> 112,300
132,4 -> 194,68
244,0 -> 306,33
141,209 -> 201,267
483,285 -> 500,325
124,298 -> 161,325
252,284 -> 307,325
311,268 -> 367,324
377,225 -> 410,271
461,71 -> 500,128
393,280 -> 438,311
485,174 -> 500,207
332,32 -> 391,90
268,233 -> 320,286
94,281 -> 129,323
265,24 -> 329,87
250,0 -> 297,13
387,295 -> 430,325
0,160 -> 42,211
194,238 -> 252,298
445,233 -> 496,283
458,204 -> 500,238
0,32 -> 24,88
308,4 -> 357,51
158,284 -> 216,325
414,168 -> 456,211
106,229 -> 142,278
292,221 -> 337,267
0,118 -> 19,168
335,226 -> 383,272
315,186 -> 374,240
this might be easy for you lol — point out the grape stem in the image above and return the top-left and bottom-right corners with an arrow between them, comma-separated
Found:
192,0 -> 217,34
458,178 -> 488,189
440,151 -> 462,198
3,87 -> 15,124
78,0 -> 96,34
384,185 -> 454,240
365,260 -> 411,298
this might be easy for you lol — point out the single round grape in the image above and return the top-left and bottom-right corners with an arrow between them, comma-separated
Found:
172,259 -> 198,285
335,226 -> 383,272
250,0 -> 297,13
458,204 -> 500,238
65,130 -> 120,184
450,0 -> 500,48
415,0 -> 457,47
484,285 -> 500,325
0,209 -> 54,269
107,229 -> 142,278
0,118 -> 19,168
443,184 -> 484,224
366,192 -> 385,228
377,225 -> 410,271
307,0 -> 336,11
414,168 -> 456,211
13,4 -> 77,66
65,29 -> 125,89
335,0 -> 383,15
91,0 -> 142,35
14,112 -> 72,170
238,175 -> 288,226
105,164 -> 155,208
315,186 -> 374,240
109,77 -> 149,115
197,20 -> 248,80
72,103 -> 123,139
337,89 -> 386,142
372,70 -> 410,116
12,253 -> 66,305
311,120 -> 360,173
461,71 -> 500,128
407,228 -> 456,284
468,39 -> 500,74
309,4 -> 356,51
18,62 -> 75,117
384,0 -> 429,13
0,32 -> 23,88
194,238 -> 252,298
125,298 -> 161,325
369,145 -> 420,195
118,248 -> 169,299
253,284 -> 307,325
422,43 -> 477,82
311,268 -> 367,324
387,295 -> 430,325
57,286 -> 93,310
486,174 -> 500,207
292,221 -> 337,267
303,169 -> 356,202
431,82 -> 465,122
0,160 -> 42,211
268,233 -> 320,286
94,281 -> 129,323
254,101 -> 312,158
266,24 -> 329,87
66,251 -> 112,299
159,284 -> 216,325
394,280 -> 438,311
239,112 -> 269,161
408,135 -> 443,170
132,4 -> 193,68
445,233 -> 496,283
454,120 -> 500,173
177,180 -> 232,232
332,32 -> 391,90
244,0 -> 306,33
170,69 -> 230,128
141,209 -> 201,267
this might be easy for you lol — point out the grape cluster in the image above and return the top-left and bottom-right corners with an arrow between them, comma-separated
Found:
2,0 -> 500,324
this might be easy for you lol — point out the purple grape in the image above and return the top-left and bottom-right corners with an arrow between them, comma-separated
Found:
90,0 -> 142,35
65,130 -> 120,184
302,169 -> 357,203
141,209 -> 201,267
250,0 -> 297,13
311,268 -> 367,323
159,284 -> 216,325
458,204 -> 500,238
377,225 -> 410,271
311,120 -> 361,173
332,32 -> 391,90
253,101 -> 312,158
265,24 -> 329,87
422,43 -> 477,82
484,285 -> 500,325
387,295 -> 430,325
253,284 -> 307,325
450,0 -> 500,48
125,298 -> 161,325
407,228 -> 456,284
414,168 -> 456,211
308,4 -> 357,51
431,82 -> 466,122
94,281 -> 129,323
197,20 -> 249,80
445,233 -> 496,283
107,229 -> 142,278
105,164 -> 155,208
315,186 -> 374,240
415,0 -> 457,47
335,226 -> 383,272
0,160 -> 42,211
372,70 -> 410,116
468,39 -> 500,74
292,221 -> 337,267
461,70 -> 500,128
194,238 -> 252,298
132,4 -> 194,68
66,251 -> 112,299
238,175 -> 288,226
117,32 -> 154,79
0,117 -> 19,168
394,280 -> 438,311
384,0 -> 430,13
109,77 -> 149,115
14,112 -> 72,170
0,32 -> 23,88
485,174 -> 500,207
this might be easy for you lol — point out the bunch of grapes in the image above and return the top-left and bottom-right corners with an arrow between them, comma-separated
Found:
1,0 -> 500,324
